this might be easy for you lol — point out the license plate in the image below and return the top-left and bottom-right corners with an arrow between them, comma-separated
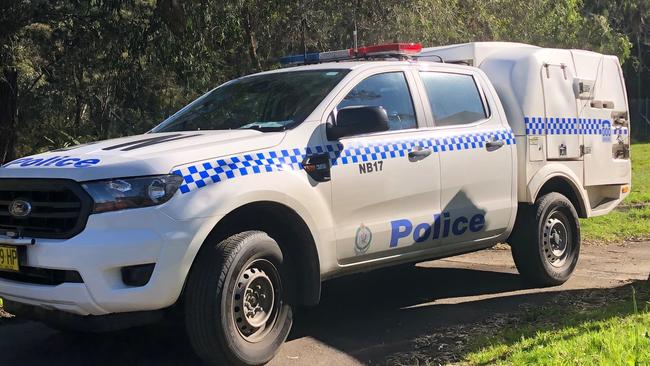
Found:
0,246 -> 19,272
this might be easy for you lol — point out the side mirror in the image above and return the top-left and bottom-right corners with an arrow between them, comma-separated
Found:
327,106 -> 389,140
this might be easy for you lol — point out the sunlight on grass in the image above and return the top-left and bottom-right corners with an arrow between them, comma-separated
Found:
626,143 -> 650,205
463,286 -> 650,365
466,313 -> 650,365
582,206 -> 650,242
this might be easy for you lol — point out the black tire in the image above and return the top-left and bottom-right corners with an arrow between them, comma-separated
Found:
184,231 -> 294,366
508,192 -> 581,286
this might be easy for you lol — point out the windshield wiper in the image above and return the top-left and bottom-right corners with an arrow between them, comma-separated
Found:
238,125 -> 286,132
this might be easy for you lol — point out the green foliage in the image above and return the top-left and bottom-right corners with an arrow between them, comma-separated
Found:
0,0 -> 638,159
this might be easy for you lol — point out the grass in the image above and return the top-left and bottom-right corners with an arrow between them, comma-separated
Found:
581,206 -> 650,243
461,283 -> 650,365
581,142 -> 650,243
626,142 -> 650,205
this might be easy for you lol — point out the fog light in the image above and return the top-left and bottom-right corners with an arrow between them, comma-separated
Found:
121,263 -> 155,287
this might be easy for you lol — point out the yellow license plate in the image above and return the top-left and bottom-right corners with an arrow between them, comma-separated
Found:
0,246 -> 19,272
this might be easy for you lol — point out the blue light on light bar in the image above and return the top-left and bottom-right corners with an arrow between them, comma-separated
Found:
280,52 -> 321,65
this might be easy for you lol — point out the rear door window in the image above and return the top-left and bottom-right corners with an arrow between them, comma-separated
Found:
420,72 -> 487,127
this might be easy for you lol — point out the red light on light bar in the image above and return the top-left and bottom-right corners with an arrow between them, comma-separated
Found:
356,43 -> 422,57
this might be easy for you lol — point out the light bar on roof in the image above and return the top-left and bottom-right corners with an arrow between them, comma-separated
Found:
319,49 -> 353,61
357,43 -> 422,57
279,42 -> 422,66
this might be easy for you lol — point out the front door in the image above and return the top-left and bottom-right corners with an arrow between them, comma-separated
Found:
329,71 -> 442,262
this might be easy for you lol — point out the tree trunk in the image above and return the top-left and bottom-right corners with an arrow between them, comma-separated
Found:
241,6 -> 262,72
156,0 -> 185,36
0,67 -> 17,164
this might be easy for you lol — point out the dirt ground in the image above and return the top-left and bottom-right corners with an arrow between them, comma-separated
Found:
1,241 -> 648,366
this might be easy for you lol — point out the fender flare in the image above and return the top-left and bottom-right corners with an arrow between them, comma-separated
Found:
526,163 -> 589,217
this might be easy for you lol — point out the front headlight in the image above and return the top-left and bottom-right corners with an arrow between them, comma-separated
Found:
82,175 -> 184,213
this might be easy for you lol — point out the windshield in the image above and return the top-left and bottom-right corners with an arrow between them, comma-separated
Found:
153,70 -> 349,132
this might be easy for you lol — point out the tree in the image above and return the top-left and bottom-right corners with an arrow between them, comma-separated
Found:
584,0 -> 649,99
0,0 -> 68,162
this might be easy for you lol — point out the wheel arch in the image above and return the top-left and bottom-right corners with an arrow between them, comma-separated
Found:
197,201 -> 322,306
531,174 -> 588,218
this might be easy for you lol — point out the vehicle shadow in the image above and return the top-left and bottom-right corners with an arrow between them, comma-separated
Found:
287,264 -> 535,361
0,263 -> 639,366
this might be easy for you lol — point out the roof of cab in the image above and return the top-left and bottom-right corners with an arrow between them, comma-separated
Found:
252,59 -> 478,76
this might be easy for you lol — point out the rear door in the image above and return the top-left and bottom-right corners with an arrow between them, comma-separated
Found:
328,68 -> 442,262
572,51 -> 631,186
417,68 -> 515,247
541,53 -> 581,160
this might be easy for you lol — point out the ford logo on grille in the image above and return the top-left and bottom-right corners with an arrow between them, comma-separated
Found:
9,199 -> 32,218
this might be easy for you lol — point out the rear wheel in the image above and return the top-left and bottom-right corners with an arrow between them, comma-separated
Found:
185,231 -> 294,366
509,192 -> 581,286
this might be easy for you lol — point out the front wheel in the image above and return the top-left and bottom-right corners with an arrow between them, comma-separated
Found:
184,231 -> 294,366
509,192 -> 581,286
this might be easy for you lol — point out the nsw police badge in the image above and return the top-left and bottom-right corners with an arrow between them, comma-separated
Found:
354,224 -> 372,254
601,120 -> 612,143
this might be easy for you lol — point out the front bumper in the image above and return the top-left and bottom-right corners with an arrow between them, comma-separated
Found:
0,207 -> 211,316
3,299 -> 165,332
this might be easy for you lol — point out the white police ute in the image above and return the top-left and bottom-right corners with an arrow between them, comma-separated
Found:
0,42 -> 631,365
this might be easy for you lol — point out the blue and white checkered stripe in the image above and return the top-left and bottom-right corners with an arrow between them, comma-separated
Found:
525,117 -> 625,136
547,118 -> 580,135
580,119 -> 603,135
613,127 -> 629,136
333,129 -> 514,163
173,129 -> 515,194
172,149 -> 319,194
524,117 -> 545,135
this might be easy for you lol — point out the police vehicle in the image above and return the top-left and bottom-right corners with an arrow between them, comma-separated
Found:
0,42 -> 631,365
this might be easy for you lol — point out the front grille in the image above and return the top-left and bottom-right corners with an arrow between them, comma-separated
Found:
0,179 -> 93,239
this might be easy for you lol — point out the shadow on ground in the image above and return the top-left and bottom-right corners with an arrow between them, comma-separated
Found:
0,264 -> 643,365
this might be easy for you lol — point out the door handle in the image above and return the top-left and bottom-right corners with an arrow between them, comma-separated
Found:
485,139 -> 505,152
408,147 -> 432,159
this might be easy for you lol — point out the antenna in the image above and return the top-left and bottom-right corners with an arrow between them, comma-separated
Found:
352,2 -> 358,56
353,20 -> 358,57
